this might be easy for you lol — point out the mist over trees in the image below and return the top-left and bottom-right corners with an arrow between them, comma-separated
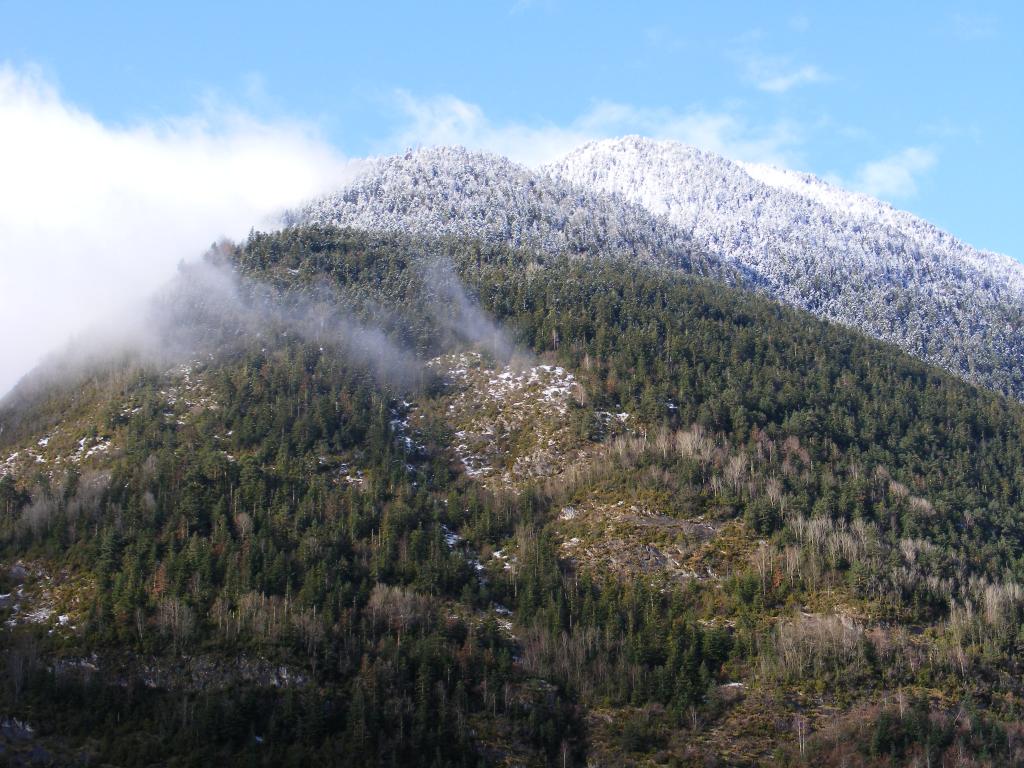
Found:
2,227 -> 1024,764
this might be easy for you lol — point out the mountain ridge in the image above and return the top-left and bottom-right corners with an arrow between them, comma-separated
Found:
737,155 -> 1020,279
549,135 -> 1024,397
286,144 -> 727,279
285,136 -> 1024,400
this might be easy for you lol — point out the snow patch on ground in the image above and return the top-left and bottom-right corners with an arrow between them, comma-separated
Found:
427,352 -> 589,488
1,561 -> 86,635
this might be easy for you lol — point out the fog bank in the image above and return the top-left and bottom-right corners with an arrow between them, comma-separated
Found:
0,65 -> 354,396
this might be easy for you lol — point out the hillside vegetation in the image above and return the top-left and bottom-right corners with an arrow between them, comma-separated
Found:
2,227 -> 1024,765
288,142 -> 1024,402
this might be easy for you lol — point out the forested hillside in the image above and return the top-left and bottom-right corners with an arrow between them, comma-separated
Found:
550,136 -> 1024,400
287,147 -> 725,280
285,142 -> 1024,403
3,227 -> 1024,766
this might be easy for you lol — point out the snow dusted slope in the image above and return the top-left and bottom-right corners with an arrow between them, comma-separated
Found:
288,139 -> 1024,399
740,161 -> 1024,291
549,136 -> 1024,399
287,145 -> 726,277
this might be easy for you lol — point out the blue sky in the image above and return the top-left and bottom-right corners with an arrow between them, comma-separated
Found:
0,1 -> 1021,394
3,1 -> 1021,255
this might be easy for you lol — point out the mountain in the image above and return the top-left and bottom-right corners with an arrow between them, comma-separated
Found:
3,225 -> 1024,765
549,136 -> 1024,399
287,145 -> 731,279
288,140 -> 1024,401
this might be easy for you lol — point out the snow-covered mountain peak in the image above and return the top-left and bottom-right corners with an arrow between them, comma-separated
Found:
550,136 -> 732,215
550,136 -> 1024,398
739,158 -> 1024,283
553,136 -> 1022,286
737,161 -> 883,217
287,141 -> 722,276
286,136 -> 1024,399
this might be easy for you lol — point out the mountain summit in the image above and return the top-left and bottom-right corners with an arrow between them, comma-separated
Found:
549,136 -> 1024,397
289,138 -> 1024,400
287,145 -> 720,277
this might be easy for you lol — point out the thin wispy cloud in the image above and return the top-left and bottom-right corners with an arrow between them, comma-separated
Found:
756,65 -> 827,93
744,55 -> 829,93
0,64 -> 354,397
387,91 -> 802,167
848,147 -> 937,199
386,91 -> 593,166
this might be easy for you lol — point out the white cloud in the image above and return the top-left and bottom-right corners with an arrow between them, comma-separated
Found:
756,65 -> 826,93
387,92 -> 802,167
851,147 -> 937,199
745,56 -> 828,93
0,65 -> 354,397
386,91 -> 594,167
0,67 -> 817,395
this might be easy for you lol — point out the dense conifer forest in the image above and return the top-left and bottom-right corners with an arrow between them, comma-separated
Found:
3,227 -> 1024,765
